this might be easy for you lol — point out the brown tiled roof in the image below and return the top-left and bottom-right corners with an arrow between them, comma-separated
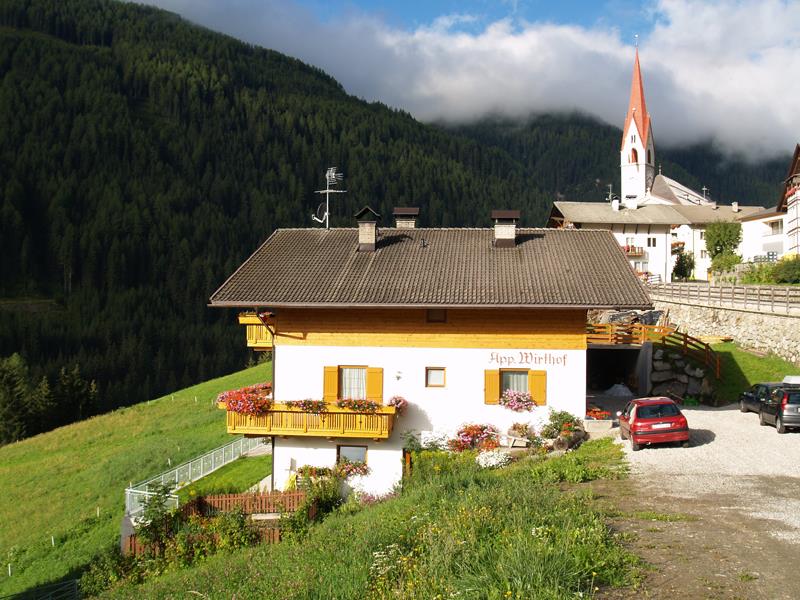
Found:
209,228 -> 651,309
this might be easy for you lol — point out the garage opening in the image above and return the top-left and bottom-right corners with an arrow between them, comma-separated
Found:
586,346 -> 651,398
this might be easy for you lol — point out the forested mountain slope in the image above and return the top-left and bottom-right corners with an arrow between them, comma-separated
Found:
448,114 -> 787,205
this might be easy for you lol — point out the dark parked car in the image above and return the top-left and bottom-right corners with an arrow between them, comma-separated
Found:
618,397 -> 690,451
740,383 -> 783,413
760,386 -> 800,433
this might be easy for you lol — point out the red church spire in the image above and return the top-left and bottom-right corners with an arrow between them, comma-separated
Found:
621,49 -> 650,150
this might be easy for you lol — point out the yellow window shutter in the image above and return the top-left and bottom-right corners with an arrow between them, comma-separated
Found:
484,370 -> 499,404
323,366 -> 338,402
529,370 -> 547,406
366,367 -> 384,403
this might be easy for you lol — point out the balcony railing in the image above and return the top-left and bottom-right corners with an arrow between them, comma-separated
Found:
224,403 -> 397,440
238,313 -> 273,350
622,245 -> 645,257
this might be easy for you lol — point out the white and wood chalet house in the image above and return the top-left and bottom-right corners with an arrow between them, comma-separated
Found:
549,50 -> 763,281
209,208 -> 650,495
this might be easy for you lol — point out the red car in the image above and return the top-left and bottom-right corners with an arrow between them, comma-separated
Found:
617,397 -> 690,451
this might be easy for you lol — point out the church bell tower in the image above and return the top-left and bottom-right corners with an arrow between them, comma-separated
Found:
620,49 -> 655,208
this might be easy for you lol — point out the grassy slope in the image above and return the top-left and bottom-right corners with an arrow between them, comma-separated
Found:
177,455 -> 273,502
712,343 -> 800,403
103,440 -> 634,599
0,362 -> 271,595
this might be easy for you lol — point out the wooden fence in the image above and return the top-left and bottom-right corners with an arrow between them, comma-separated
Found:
649,282 -> 800,316
587,323 -> 721,379
122,490 -> 307,557
180,490 -> 307,517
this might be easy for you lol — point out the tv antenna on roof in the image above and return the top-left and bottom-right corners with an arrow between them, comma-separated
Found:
312,167 -> 346,229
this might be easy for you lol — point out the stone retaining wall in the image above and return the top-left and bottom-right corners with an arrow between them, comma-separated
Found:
652,300 -> 800,364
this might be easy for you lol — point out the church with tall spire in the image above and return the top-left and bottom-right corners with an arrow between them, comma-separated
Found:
548,48 -> 765,282
619,49 -> 655,208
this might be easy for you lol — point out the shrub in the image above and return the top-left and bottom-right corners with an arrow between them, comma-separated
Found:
447,423 -> 499,452
774,255 -> 800,284
540,409 -> 583,439
740,262 -> 777,284
711,251 -> 741,273
672,249 -> 695,281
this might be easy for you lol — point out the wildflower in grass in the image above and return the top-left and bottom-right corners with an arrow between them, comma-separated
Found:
476,449 -> 512,469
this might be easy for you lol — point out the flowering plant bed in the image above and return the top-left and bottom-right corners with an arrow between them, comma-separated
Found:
217,383 -> 272,416
448,423 -> 499,452
336,459 -> 370,478
499,389 -> 536,412
476,449 -> 513,469
284,399 -> 327,414
336,398 -> 380,413
387,395 -> 408,415
296,465 -> 333,478
585,408 -> 611,420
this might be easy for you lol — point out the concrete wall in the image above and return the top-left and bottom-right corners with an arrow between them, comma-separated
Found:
652,299 -> 800,365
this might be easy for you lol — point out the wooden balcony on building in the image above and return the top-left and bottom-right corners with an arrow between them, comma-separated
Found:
238,313 -> 273,350
223,403 -> 397,440
622,245 -> 645,257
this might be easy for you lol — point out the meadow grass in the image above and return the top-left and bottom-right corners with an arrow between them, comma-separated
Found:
0,362 -> 271,596
176,455 -> 273,502
103,439 -> 639,599
712,342 -> 800,403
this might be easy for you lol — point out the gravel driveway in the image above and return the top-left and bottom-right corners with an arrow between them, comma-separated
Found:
623,404 -> 800,543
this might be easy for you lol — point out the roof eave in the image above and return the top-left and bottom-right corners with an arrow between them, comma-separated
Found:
208,301 -> 653,310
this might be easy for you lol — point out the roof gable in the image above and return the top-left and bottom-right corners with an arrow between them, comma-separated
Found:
778,143 -> 800,213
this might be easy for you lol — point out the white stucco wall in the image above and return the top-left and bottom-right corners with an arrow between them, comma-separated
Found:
674,225 -> 711,280
271,345 -> 586,494
587,222 -> 672,282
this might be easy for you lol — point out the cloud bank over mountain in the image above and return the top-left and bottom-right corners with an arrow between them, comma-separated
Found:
148,0 -> 800,159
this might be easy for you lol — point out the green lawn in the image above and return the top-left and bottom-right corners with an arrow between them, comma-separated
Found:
0,362 -> 271,596
712,343 -> 800,403
102,440 -> 638,599
177,455 -> 273,502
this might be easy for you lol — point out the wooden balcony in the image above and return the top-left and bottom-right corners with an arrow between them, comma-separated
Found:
622,245 -> 645,257
238,313 -> 273,350
224,403 -> 397,440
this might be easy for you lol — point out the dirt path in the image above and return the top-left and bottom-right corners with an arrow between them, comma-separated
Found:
593,405 -> 800,599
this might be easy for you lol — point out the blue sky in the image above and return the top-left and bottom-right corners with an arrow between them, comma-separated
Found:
294,0 -> 652,38
147,0 -> 800,158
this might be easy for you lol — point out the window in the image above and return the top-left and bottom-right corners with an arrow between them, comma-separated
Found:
501,370 -> 528,393
769,221 -> 784,235
425,367 -> 446,388
484,369 -> 546,406
631,135 -> 636,143
337,445 -> 367,464
426,309 -> 447,323
700,231 -> 705,240
630,148 -> 639,163
647,237 -> 657,247
625,236 -> 635,246
701,250 -> 708,259
647,149 -> 651,163
323,366 -> 383,402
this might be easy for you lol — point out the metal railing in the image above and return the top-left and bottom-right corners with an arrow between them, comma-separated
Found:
649,282 -> 800,316
0,579 -> 79,600
124,436 -> 267,517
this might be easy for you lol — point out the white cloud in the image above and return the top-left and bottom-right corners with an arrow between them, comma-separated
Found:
145,0 -> 800,159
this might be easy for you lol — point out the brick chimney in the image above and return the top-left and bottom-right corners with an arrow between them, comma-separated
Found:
491,210 -> 520,248
355,206 -> 381,252
393,207 -> 419,228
